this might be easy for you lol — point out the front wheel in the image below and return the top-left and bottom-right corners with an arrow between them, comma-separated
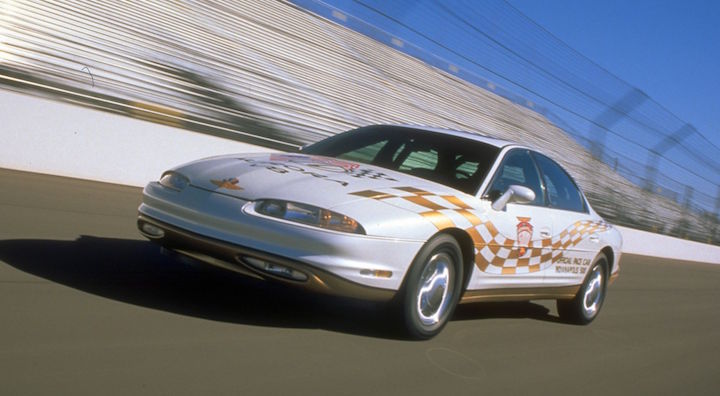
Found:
400,234 -> 464,339
557,253 -> 608,324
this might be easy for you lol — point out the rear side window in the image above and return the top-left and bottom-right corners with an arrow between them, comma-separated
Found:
533,153 -> 586,212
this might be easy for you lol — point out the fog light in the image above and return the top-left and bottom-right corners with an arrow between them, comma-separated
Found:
240,256 -> 308,281
141,223 -> 164,238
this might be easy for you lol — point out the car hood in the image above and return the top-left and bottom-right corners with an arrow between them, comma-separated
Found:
174,152 -> 466,209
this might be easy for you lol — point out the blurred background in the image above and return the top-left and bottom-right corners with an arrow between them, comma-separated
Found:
1,0 -> 718,244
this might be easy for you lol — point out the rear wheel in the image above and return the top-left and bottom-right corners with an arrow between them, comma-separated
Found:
557,253 -> 608,324
400,234 -> 463,339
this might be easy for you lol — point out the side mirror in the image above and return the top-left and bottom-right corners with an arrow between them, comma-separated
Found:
491,185 -> 536,211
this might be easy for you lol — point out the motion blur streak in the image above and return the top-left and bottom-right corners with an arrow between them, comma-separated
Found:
0,0 -> 717,244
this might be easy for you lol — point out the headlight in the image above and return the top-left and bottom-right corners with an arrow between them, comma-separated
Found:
159,171 -> 189,191
253,200 -> 365,234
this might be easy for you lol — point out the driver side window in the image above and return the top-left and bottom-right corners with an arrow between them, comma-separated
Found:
486,149 -> 545,206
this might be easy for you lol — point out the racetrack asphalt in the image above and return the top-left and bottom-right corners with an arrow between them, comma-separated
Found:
1,168 -> 718,395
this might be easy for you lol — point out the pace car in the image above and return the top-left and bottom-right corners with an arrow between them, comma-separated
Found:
138,124 -> 622,338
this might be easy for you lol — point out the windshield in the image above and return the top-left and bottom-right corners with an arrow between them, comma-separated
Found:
303,126 -> 501,194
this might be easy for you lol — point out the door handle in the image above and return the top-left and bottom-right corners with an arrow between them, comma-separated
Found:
540,229 -> 551,238
590,235 -> 600,243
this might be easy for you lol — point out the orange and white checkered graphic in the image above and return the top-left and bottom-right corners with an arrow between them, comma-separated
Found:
352,187 -> 610,275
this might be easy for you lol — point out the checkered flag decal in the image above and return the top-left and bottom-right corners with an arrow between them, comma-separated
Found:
352,187 -> 610,275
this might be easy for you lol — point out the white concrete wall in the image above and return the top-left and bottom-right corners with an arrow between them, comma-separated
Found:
617,226 -> 719,264
0,90 -> 272,187
2,89 -> 718,264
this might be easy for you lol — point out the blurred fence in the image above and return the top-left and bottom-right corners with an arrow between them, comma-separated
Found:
0,0 -> 717,244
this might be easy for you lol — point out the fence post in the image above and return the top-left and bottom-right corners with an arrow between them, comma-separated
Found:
643,150 -> 659,192
643,124 -> 695,193
589,89 -> 647,161
683,185 -> 694,210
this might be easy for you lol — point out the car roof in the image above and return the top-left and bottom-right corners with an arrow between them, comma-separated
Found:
371,124 -> 516,148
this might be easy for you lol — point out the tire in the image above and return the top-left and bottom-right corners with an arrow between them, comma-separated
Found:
399,234 -> 464,339
557,253 -> 608,325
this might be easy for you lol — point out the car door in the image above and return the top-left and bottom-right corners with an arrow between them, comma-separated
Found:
475,148 -> 555,288
531,152 -> 598,287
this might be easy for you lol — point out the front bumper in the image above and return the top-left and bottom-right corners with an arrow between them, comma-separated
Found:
138,215 -> 395,302
137,182 -> 425,299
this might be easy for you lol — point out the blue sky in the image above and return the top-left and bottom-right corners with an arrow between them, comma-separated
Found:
317,0 -> 719,145
510,0 -> 720,147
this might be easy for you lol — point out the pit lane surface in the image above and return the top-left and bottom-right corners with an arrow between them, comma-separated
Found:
1,168 -> 718,395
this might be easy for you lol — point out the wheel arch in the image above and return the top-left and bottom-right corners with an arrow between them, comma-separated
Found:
435,228 -> 476,292
600,246 -> 615,276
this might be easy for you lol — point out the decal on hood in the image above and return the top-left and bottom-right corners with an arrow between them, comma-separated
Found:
353,186 -> 610,275
236,156 -> 398,187
269,154 -> 360,172
211,177 -> 243,190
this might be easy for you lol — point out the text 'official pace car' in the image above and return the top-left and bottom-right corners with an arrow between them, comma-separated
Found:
138,125 -> 622,339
